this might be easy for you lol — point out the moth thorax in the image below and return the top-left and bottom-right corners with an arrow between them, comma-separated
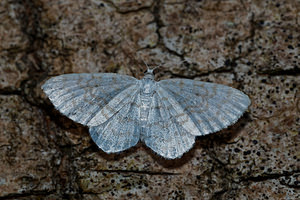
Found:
140,78 -> 155,95
143,73 -> 154,80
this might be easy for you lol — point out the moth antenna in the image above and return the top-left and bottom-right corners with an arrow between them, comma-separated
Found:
153,64 -> 162,72
141,58 -> 150,71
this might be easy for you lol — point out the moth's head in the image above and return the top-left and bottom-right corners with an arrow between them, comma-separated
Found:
141,59 -> 161,80
143,68 -> 155,80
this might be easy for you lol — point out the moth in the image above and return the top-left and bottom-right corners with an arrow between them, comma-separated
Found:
42,68 -> 250,159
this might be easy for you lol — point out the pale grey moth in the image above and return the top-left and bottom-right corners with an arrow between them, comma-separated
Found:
42,69 -> 250,159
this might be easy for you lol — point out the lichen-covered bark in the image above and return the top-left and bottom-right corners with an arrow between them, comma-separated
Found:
0,0 -> 299,199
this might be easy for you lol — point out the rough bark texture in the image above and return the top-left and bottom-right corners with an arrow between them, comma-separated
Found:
0,0 -> 299,199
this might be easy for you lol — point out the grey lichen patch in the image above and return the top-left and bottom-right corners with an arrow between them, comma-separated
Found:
245,76 -> 299,119
0,1 -> 31,91
159,0 -> 252,74
223,179 -> 299,199
249,0 -> 299,26
0,53 -> 29,90
78,171 -> 148,196
39,0 -> 157,75
137,23 -> 158,48
0,95 -> 58,197
0,1 -> 29,51
279,173 -> 300,188
244,26 -> 299,74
